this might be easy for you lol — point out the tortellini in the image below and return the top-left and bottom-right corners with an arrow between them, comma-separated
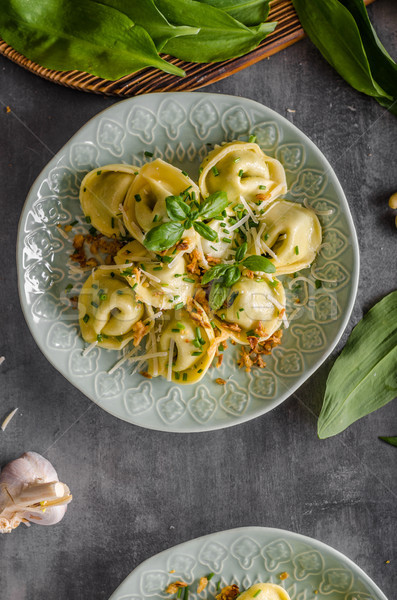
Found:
149,302 -> 216,384
80,164 -> 138,238
199,142 -> 287,207
215,276 -> 286,345
257,200 -> 322,274
114,240 -> 195,311
78,267 -> 144,350
238,584 -> 291,600
123,158 -> 200,237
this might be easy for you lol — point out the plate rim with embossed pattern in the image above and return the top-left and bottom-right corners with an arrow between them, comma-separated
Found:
108,526 -> 387,600
16,92 -> 360,433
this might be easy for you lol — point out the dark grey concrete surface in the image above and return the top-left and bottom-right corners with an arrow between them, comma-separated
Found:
0,1 -> 396,599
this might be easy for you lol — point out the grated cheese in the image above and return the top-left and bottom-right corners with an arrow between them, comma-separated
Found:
167,339 -> 175,382
0,356 -> 5,366
98,262 -> 133,271
149,329 -> 158,377
227,213 -> 250,232
140,269 -> 161,283
239,195 -> 258,223
82,341 -> 98,357
144,311 -> 163,324
118,203 -> 144,242
108,346 -> 139,375
129,352 -> 168,363
57,227 -> 69,240
1,408 -> 18,432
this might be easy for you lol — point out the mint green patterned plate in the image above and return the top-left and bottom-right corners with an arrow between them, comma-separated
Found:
108,527 -> 387,600
17,93 -> 359,432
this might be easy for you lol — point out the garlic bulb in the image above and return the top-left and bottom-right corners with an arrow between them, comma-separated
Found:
0,452 -> 72,534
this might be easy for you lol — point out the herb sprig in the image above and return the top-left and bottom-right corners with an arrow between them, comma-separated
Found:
201,242 -> 276,310
143,191 -> 229,252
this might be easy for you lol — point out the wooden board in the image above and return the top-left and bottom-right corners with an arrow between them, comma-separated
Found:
0,0 -> 375,97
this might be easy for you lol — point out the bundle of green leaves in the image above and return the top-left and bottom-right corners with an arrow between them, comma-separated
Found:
0,0 -> 276,79
292,0 -> 397,115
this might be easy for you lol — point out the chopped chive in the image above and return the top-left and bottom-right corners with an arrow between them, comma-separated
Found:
99,293 -> 107,301
295,245 -> 299,255
234,157 -> 241,163
172,328 -> 181,333
222,237 -> 231,243
83,313 -> 89,323
315,279 -> 322,289
91,301 -> 98,308
116,335 -> 123,342
192,351 -> 202,356
218,344 -> 225,352
211,166 -> 220,177
153,215 -> 160,223
135,194 -> 141,202
175,372 -> 180,381
267,279 -> 278,289
153,266 -> 163,271
89,226 -> 97,235
222,210 -> 227,217
182,373 -> 188,382
83,187 -> 86,192
65,283 -> 73,292
85,215 -> 91,223
97,334 -> 103,342
181,170 -> 189,177
253,591 -> 261,598
238,169 -> 244,177
183,277 -> 195,283
210,245 -> 218,252
259,185 -> 267,190
175,302 -> 184,310
174,273 -> 183,278
92,283 -> 98,289
111,217 -> 115,228
249,134 -> 257,143
116,290 -> 123,295
217,581 -> 221,590
70,220 -> 78,226
96,170 -> 102,175
191,191 -> 196,201
161,255 -> 173,263
264,233 -> 269,241
199,167 -> 203,174
207,573 -> 214,581
134,171 -> 139,175
131,283 -> 138,290
210,321 -> 216,328
144,151 -> 153,157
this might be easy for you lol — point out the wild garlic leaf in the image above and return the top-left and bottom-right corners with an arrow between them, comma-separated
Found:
166,196 -> 191,221
318,291 -> 397,439
193,221 -> 218,242
209,282 -> 228,311
144,221 -> 185,252
0,0 -> 185,79
197,0 -> 270,26
292,0 -> 394,106
379,436 -> 397,448
97,0 -> 199,50
197,191 -> 229,220
157,0 -> 276,62
242,255 -> 276,273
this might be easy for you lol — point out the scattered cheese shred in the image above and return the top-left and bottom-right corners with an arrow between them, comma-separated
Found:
167,339 -> 175,382
240,195 -> 258,223
140,269 -> 161,283
82,341 -> 98,357
1,408 -> 18,432
227,213 -> 250,233
0,356 -> 5,366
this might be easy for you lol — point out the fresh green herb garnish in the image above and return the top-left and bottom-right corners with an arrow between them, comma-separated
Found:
183,277 -> 195,283
175,302 -> 184,310
259,185 -> 266,190
85,215 -> 91,224
379,436 -> 397,447
83,313 -> 89,323
211,166 -> 220,177
294,245 -> 299,255
144,151 -> 153,157
238,169 -> 244,177
135,194 -> 142,202
70,220 -> 78,226
248,134 -> 257,143
65,283 -> 73,292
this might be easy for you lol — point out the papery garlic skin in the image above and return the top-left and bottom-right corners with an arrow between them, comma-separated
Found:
0,452 -> 72,533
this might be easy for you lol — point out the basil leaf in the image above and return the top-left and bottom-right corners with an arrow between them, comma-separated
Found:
201,264 -> 230,285
197,191 -> 229,219
144,221 -> 185,252
235,242 -> 248,262
0,0 -> 186,79
242,255 -> 276,273
222,265 -> 241,287
198,0 -> 270,26
193,221 -> 218,242
158,0 -> 276,63
98,0 -> 199,50
292,0 -> 395,112
379,436 -> 397,448
227,290 -> 239,308
209,282 -> 228,311
318,291 -> 397,439
166,196 -> 191,221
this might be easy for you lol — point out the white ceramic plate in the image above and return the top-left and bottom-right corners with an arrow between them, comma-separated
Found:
108,527 -> 387,600
17,93 -> 359,432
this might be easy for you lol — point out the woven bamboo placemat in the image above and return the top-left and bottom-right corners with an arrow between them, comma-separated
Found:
0,0 -> 375,96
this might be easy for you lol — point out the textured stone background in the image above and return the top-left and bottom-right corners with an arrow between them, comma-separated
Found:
0,1 -> 396,598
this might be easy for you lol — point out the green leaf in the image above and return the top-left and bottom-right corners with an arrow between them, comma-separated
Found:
242,255 -> 276,273
144,221 -> 185,252
318,291 -> 397,439
339,0 -> 397,98
197,191 -> 230,220
379,436 -> 397,448
209,282 -> 228,311
222,265 -> 241,287
166,196 -> 191,221
157,0 -> 276,62
197,0 -> 270,26
235,242 -> 248,262
97,0 -> 199,50
193,221 -> 218,242
201,264 -> 231,285
291,0 -> 393,103
0,0 -> 185,79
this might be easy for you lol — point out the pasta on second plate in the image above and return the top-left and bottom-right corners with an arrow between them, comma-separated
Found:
72,140 -> 322,384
